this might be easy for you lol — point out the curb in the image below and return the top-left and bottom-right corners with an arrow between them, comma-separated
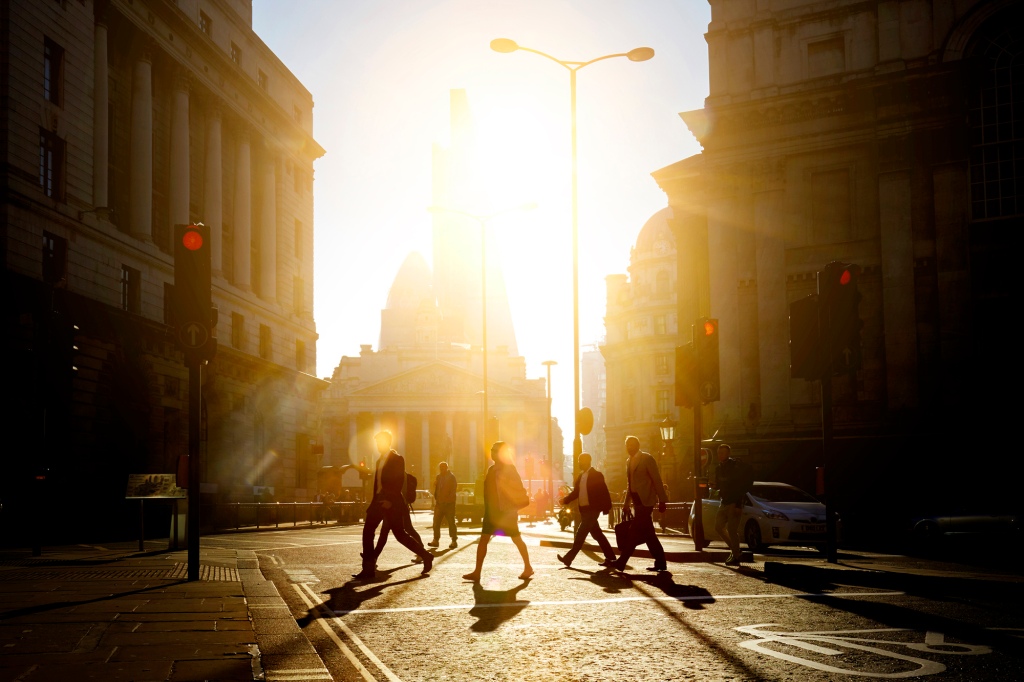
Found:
763,561 -> 1024,595
538,539 -> 752,563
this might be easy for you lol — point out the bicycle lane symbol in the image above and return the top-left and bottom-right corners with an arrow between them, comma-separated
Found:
735,624 -> 992,678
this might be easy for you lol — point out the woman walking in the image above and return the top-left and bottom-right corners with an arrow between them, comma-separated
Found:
462,441 -> 534,581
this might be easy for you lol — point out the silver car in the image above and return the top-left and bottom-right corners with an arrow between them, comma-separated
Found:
689,481 -> 837,551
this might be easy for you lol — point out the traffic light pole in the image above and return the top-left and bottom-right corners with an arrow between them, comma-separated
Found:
187,360 -> 202,581
820,371 -> 837,564
691,325 -> 705,551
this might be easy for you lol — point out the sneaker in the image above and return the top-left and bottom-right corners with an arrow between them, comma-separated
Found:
449,539 -> 458,549
724,553 -> 741,566
421,553 -> 433,575
427,540 -> 439,548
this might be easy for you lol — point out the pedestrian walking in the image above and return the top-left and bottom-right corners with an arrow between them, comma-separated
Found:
353,431 -> 433,579
462,441 -> 534,582
713,443 -> 753,565
612,436 -> 669,573
557,452 -> 616,568
429,461 -> 458,549
371,472 -> 428,564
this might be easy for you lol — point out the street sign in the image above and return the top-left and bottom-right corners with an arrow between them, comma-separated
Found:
578,407 -> 594,436
178,321 -> 210,349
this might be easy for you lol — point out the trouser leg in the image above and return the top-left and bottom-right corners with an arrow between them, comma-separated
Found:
725,505 -> 742,556
587,511 -> 616,560
362,502 -> 386,569
432,508 -> 442,543
446,503 -> 458,539
387,506 -> 430,560
404,507 -> 424,548
633,503 -> 666,566
564,507 -> 596,562
373,516 -> 391,560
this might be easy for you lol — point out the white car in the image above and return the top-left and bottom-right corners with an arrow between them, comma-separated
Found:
689,481 -> 838,551
410,490 -> 433,511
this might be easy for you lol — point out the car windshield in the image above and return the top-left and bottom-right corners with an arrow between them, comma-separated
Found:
750,485 -> 818,504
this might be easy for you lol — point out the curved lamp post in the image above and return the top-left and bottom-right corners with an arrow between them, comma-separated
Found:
428,203 -> 536,473
491,38 -> 653,480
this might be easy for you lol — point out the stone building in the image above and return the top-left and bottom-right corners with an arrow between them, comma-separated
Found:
601,208 -> 684,495
2,0 -> 325,539
652,0 -> 1021,517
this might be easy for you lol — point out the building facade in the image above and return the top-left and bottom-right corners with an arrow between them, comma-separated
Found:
2,0 -> 326,540
653,0 -> 1021,519
601,208 -> 685,495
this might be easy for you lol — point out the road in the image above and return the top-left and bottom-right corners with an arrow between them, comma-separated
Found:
202,516 -> 1023,681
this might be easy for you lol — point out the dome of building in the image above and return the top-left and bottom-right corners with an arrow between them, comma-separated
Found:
634,206 -> 675,254
385,252 -> 435,310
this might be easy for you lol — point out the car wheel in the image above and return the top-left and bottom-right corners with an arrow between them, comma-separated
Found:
744,521 -> 764,551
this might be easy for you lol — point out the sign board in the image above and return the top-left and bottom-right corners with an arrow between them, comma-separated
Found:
125,474 -> 187,499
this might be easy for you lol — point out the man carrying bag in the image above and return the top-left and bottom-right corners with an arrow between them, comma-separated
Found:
557,452 -> 616,568
612,435 -> 668,573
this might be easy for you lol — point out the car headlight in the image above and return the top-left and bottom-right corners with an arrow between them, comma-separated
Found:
762,510 -> 789,521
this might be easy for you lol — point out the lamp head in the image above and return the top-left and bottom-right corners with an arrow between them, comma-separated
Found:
627,47 -> 655,62
490,38 -> 519,54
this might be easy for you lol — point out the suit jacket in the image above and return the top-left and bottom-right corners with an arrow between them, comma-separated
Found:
484,462 -> 526,514
433,470 -> 457,504
563,468 -> 612,514
373,450 -> 406,504
627,451 -> 668,508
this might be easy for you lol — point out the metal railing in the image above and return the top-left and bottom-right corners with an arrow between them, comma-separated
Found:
607,501 -> 692,532
202,502 -> 364,531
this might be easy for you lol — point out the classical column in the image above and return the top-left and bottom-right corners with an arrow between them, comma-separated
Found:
706,193 -> 742,426
129,45 -> 153,240
348,415 -> 358,464
754,189 -> 791,423
92,22 -> 108,210
468,419 -> 478,481
396,415 -> 406,464
260,146 -> 278,302
169,69 -> 191,229
879,171 -> 919,410
421,416 -> 430,483
204,101 -> 223,275
233,125 -> 252,290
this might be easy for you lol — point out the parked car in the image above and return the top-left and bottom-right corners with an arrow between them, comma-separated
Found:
410,490 -> 433,511
689,481 -> 838,551
910,511 -> 1020,543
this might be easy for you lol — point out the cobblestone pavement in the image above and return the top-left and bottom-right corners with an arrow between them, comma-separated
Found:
203,518 -> 1024,682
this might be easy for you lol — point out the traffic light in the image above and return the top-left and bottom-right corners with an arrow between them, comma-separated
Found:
694,318 -> 720,404
674,343 -> 696,409
819,262 -> 862,375
173,223 -> 215,362
789,294 -> 822,380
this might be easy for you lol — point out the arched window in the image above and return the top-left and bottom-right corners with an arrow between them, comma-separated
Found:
968,9 -> 1023,221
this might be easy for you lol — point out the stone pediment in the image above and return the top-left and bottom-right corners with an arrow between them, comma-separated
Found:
347,362 -> 528,398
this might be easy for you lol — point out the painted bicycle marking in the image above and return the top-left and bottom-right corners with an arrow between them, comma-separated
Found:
736,624 -> 991,678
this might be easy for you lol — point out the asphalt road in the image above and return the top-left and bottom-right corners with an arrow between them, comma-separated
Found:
202,518 -> 1023,681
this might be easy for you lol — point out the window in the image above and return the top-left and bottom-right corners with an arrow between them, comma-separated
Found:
294,219 -> 303,260
164,376 -> 180,398
654,315 -> 667,335
807,36 -> 845,78
42,232 -> 67,285
655,353 -> 669,375
295,433 -> 309,489
38,128 -> 65,200
199,11 -> 211,35
163,282 -> 175,324
811,169 -> 851,244
257,69 -> 268,90
230,42 -> 241,65
293,276 -> 304,315
656,389 -> 670,415
43,38 -> 63,105
296,339 -> 306,372
231,312 -> 245,350
623,388 -> 636,421
121,265 -> 141,313
259,324 -> 271,359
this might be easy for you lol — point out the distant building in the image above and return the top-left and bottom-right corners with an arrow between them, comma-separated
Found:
653,0 -> 1020,513
580,345 -> 607,469
601,208 -> 684,495
2,0 -> 326,539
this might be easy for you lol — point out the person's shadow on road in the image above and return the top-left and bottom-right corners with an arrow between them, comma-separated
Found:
303,566 -> 423,622
468,579 -> 531,632
565,566 -> 631,595
631,572 -> 715,610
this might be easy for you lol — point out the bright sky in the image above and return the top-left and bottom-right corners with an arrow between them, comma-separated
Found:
252,0 -> 710,449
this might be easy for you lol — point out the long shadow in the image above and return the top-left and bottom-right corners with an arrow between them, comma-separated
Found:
565,566 -> 632,595
306,566 -> 422,623
468,579 -> 531,632
0,579 -> 188,621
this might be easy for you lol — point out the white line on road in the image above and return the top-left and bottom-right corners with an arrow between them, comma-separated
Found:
331,589 -> 904,616
291,583 -> 377,682
299,583 -> 404,682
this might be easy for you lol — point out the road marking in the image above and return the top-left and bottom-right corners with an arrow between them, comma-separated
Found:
291,583 -> 377,682
332,589 -> 903,616
298,583 -> 404,682
736,624 -> 992,678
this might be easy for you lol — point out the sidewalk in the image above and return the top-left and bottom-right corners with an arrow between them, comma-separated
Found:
0,541 -> 259,682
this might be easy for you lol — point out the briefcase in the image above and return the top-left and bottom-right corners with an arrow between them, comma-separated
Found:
614,510 -> 634,551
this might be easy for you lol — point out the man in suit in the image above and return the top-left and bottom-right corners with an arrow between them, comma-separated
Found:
557,452 -> 616,568
353,430 -> 433,579
429,461 -> 458,549
612,435 -> 669,573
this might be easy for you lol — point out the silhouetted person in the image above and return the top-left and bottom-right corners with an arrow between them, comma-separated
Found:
557,452 -> 616,568
429,461 -> 458,549
713,443 -> 751,566
353,430 -> 433,579
372,472 -> 427,564
612,436 -> 668,573
462,441 -> 534,582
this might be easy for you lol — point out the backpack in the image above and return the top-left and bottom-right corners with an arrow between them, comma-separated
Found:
404,473 -> 417,504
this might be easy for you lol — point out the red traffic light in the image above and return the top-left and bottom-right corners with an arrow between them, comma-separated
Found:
704,320 -> 716,336
840,269 -> 852,285
182,229 -> 203,251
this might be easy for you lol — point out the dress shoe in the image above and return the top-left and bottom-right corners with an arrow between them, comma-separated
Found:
421,553 -> 433,574
557,554 -> 572,568
351,569 -> 375,580
427,540 -> 439,547
646,565 -> 668,572
598,558 -> 617,568
449,539 -> 458,549
610,560 -> 627,572
412,555 -> 423,564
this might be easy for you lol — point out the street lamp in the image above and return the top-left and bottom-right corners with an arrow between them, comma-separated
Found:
427,203 -> 536,473
660,416 -> 676,498
542,359 -> 557,512
491,38 -> 654,481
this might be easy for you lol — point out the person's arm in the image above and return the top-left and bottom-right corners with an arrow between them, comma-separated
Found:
561,476 -> 581,505
648,456 -> 668,511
